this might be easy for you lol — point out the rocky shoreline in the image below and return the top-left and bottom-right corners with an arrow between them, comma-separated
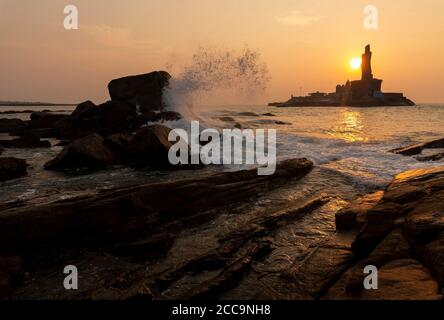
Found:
1,71 -> 443,300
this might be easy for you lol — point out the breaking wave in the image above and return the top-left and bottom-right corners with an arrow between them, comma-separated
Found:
163,46 -> 270,120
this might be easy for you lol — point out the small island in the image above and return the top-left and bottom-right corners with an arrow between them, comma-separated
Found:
269,45 -> 415,107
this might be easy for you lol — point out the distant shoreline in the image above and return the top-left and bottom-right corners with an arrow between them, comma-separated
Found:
0,102 -> 77,107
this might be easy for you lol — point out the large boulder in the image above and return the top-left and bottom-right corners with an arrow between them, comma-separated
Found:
125,125 -> 173,167
108,71 -> 171,112
0,134 -> 51,148
0,119 -> 26,134
44,134 -> 114,170
0,157 -> 27,181
70,100 -> 97,118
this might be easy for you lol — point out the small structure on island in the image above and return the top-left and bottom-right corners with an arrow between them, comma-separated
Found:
269,45 -> 415,107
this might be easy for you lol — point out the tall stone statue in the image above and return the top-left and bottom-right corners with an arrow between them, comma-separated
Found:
361,44 -> 373,80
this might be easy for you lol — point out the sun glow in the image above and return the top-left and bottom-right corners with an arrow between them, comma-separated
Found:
350,58 -> 362,70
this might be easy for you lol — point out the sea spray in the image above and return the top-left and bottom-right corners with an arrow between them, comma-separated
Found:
163,45 -> 271,119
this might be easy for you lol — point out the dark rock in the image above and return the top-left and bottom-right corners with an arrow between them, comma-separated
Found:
70,100 -> 97,118
28,113 -> 69,130
0,158 -> 313,251
219,117 -> 236,122
57,101 -> 138,139
274,120 -> 292,125
329,165 -> 444,298
104,133 -> 133,155
417,152 -> 444,162
391,137 -> 444,156
358,259 -> 441,300
0,134 -> 51,148
336,191 -> 384,230
14,128 -> 58,139
423,233 -> 444,286
142,111 -> 182,123
0,158 -> 27,181
326,259 -> 441,300
96,101 -> 139,136
0,255 -> 22,300
125,125 -> 173,167
262,113 -> 276,116
108,71 -> 171,112
237,112 -> 259,117
0,119 -> 26,134
44,134 -> 114,170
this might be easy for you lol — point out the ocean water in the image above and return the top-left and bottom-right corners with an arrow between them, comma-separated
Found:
1,104 -> 444,205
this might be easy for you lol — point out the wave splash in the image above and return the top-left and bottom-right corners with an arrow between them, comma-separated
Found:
163,46 -> 270,119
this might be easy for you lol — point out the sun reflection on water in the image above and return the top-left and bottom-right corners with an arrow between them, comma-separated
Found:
329,109 -> 368,142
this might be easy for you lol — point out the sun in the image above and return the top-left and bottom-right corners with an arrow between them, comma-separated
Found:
350,58 -> 362,70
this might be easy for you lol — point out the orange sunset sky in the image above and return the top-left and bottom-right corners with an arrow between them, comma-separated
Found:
1,0 -> 444,104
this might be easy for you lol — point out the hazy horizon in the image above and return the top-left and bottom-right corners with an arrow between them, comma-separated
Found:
1,0 -> 444,105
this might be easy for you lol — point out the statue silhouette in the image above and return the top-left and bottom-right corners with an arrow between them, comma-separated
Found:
361,44 -> 373,80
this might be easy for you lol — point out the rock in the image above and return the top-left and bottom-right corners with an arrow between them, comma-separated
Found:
237,112 -> 259,117
359,259 -> 442,300
422,233 -> 444,286
142,111 -> 182,123
108,71 -> 171,112
0,158 -> 27,181
0,119 -> 26,134
125,125 -> 173,167
262,113 -> 275,117
96,101 -> 139,136
57,101 -> 138,139
329,165 -> 444,299
274,120 -> 292,125
14,128 -> 58,139
336,191 -> 384,230
219,117 -> 236,122
417,152 -> 444,162
28,113 -> 69,130
326,259 -> 441,300
0,158 -> 313,251
0,134 -> 51,148
104,133 -> 133,156
391,137 -> 444,156
70,100 -> 97,118
44,134 -> 114,170
0,255 -> 21,300
278,244 -> 353,299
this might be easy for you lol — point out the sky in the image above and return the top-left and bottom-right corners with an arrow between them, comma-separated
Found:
1,0 -> 444,104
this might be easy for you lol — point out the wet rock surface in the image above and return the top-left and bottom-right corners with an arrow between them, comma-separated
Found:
0,157 -> 27,182
2,160 -> 444,300
44,134 -> 114,170
1,158 -> 319,300
391,137 -> 444,157
0,134 -> 51,148
329,165 -> 444,300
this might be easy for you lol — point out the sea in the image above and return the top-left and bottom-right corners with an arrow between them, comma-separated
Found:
1,104 -> 444,206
